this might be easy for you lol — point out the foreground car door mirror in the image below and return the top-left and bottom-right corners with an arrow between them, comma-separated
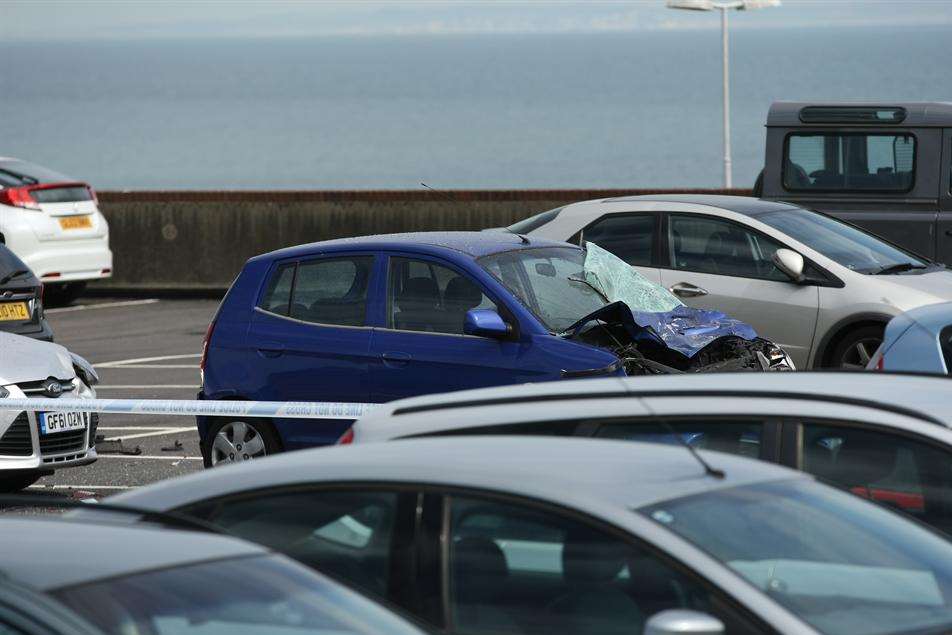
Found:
772,248 -> 805,283
644,610 -> 725,635
464,309 -> 510,338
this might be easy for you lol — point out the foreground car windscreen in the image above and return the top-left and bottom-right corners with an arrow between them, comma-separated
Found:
478,244 -> 681,332
642,478 -> 952,635
754,208 -> 930,274
53,554 -> 423,635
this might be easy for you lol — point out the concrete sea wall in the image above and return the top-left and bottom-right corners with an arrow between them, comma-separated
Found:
94,188 -> 749,291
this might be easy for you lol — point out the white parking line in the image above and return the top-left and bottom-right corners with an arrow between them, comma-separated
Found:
103,364 -> 198,369
99,426 -> 195,431
103,427 -> 192,441
27,484 -> 136,491
95,385 -> 199,390
96,455 -> 202,461
45,299 -> 160,314
95,353 -> 201,368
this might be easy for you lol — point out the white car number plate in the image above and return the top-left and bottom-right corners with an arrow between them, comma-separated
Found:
39,411 -> 88,435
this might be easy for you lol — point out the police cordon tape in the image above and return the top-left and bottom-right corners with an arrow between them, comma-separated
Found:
0,398 -> 375,420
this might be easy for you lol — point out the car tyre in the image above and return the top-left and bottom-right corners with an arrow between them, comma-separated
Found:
44,281 -> 88,307
203,419 -> 281,468
829,325 -> 884,369
0,473 -> 43,492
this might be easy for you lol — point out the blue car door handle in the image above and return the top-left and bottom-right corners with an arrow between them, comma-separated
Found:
381,351 -> 411,367
257,342 -> 285,358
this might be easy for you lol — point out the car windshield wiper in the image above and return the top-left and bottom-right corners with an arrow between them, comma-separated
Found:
0,269 -> 29,286
567,275 -> 609,303
871,262 -> 928,275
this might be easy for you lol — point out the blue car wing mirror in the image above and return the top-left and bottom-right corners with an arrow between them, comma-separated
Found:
464,309 -> 511,338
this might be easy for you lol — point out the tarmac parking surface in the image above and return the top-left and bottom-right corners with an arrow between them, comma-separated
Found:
28,297 -> 220,499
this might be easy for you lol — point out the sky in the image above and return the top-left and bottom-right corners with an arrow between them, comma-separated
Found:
4,0 -> 952,41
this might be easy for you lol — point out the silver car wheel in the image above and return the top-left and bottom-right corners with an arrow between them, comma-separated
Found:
210,421 -> 267,466
839,337 -> 881,369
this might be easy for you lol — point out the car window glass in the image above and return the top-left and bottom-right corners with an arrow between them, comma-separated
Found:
479,247 -> 606,332
185,490 -> 400,599
669,215 -> 788,280
389,257 -> 495,335
447,496 -> 759,635
583,215 -> 655,266
643,478 -> 952,635
785,133 -> 915,192
595,419 -> 764,460
55,555 -> 424,635
287,256 -> 373,326
754,207 -> 927,273
259,263 -> 295,316
801,423 -> 952,535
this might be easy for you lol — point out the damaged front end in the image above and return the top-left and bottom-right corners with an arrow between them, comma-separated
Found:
563,302 -> 794,376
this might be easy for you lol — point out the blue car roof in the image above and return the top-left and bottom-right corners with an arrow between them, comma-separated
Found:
897,301 -> 952,334
256,231 -> 574,262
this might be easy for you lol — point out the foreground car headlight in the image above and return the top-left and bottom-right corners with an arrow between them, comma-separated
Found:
70,352 -> 100,387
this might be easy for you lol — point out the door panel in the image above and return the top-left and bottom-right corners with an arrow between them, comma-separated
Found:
370,255 -> 540,402
659,270 -> 818,368
248,255 -> 377,447
938,128 -> 952,264
662,214 -> 819,368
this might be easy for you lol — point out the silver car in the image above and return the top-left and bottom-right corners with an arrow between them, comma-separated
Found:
101,437 -> 952,635
0,515 -> 426,635
519,194 -> 952,369
0,332 -> 99,491
347,372 -> 952,535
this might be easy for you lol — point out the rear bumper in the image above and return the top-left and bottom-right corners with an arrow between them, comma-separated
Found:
3,222 -> 112,282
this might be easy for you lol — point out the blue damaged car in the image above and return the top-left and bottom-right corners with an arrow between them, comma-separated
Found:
198,232 -> 793,465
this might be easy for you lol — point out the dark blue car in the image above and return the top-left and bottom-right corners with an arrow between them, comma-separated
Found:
198,232 -> 791,466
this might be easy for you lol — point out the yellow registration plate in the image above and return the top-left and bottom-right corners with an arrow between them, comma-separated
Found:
58,215 -> 93,230
0,302 -> 29,322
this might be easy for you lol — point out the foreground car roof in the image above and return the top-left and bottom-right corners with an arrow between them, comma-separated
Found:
0,518 -> 265,590
111,436 -> 801,516
259,231 -> 572,261
357,371 -> 952,428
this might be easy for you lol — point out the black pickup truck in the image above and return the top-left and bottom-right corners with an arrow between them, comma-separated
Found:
754,102 -> 952,264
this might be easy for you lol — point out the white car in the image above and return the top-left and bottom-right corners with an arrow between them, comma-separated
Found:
0,333 -> 99,491
0,157 -> 112,305
519,194 -> 952,369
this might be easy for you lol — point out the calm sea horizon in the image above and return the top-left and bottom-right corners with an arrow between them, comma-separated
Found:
1,26 -> 948,190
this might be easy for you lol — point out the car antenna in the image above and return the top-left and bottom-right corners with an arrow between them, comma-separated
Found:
421,181 -> 529,243
420,181 -> 459,205
660,420 -> 725,479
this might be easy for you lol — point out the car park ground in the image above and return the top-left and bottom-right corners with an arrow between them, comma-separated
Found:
26,297 -> 218,499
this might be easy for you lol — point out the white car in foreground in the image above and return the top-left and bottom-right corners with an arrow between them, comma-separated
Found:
0,157 -> 112,305
0,333 -> 99,491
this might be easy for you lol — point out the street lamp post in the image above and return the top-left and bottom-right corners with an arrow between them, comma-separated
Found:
665,0 -> 781,188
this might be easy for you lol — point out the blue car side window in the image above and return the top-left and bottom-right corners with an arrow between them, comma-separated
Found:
259,263 -> 295,316
288,256 -> 374,326
388,257 -> 495,335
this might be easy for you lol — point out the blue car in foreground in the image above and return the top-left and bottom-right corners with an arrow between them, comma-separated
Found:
198,232 -> 792,466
